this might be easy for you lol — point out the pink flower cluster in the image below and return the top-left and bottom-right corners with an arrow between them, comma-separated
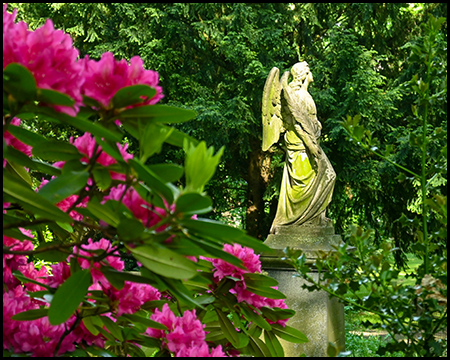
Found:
146,303 -> 226,357
3,4 -> 163,116
81,52 -> 164,109
3,235 -> 162,356
206,244 -> 289,326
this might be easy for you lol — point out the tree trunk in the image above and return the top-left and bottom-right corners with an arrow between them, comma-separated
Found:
245,141 -> 272,240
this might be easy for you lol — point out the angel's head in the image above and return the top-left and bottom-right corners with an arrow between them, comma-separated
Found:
291,62 -> 313,86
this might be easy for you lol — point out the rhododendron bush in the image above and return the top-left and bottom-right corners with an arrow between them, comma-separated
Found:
3,4 -> 307,357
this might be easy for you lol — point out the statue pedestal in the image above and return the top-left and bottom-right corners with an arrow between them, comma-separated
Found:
260,223 -> 345,357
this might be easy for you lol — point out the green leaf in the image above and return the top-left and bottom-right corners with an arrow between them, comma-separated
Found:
37,88 -> 75,107
100,267 -> 160,289
92,167 -> 112,191
82,316 -> 103,336
216,309 -> 248,349
186,236 -> 245,268
139,123 -> 174,162
38,171 -> 89,204
129,244 -> 198,280
147,164 -> 184,183
129,158 -> 174,205
34,241 -> 72,262
175,193 -> 212,215
243,272 -> 279,287
259,307 -> 295,322
264,329 -> 285,357
5,124 -> 47,148
86,198 -> 120,227
184,140 -> 224,193
165,126 -> 198,148
12,270 -> 51,290
11,308 -> 49,321
48,269 -> 92,325
116,215 -> 145,242
270,324 -> 308,344
179,218 -> 271,253
3,63 -> 37,102
3,171 -> 73,223
239,304 -> 272,331
112,84 -> 157,109
4,146 -> 61,176
119,104 -> 196,123
32,140 -> 82,162
248,335 -> 272,357
34,106 -> 122,143
4,160 -> 32,186
121,314 -> 168,331
101,315 -> 123,342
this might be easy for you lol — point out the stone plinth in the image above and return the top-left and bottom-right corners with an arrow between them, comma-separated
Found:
260,223 -> 345,357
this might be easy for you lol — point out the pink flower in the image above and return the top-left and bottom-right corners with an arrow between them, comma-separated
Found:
110,281 -> 161,317
3,285 -> 78,356
209,244 -> 261,281
81,52 -> 164,109
103,184 -> 167,229
3,5 -> 85,116
176,343 -> 227,357
70,132 -> 133,181
46,262 -> 71,288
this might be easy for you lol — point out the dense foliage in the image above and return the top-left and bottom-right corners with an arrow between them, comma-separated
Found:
9,4 -> 447,256
3,4 -> 307,357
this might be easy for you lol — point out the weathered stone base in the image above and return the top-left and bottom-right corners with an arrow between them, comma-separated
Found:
260,223 -> 345,357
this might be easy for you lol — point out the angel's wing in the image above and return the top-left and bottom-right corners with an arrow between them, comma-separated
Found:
262,67 -> 284,151
281,73 -> 318,144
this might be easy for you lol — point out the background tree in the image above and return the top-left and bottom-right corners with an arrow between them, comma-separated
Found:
11,3 -> 447,264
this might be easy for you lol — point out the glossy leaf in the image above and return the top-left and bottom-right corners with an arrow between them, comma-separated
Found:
4,171 -> 73,223
121,313 -> 168,330
129,244 -> 198,280
34,241 -> 72,263
5,160 -> 32,186
86,198 -> 120,227
32,140 -> 82,162
264,329 -> 285,357
175,192 -> 212,215
37,88 -> 75,106
92,167 -> 112,191
184,140 -> 224,193
48,269 -> 92,325
119,104 -> 196,123
239,305 -> 272,331
12,270 -> 52,290
38,171 -> 89,204
82,316 -> 103,336
4,146 -> 61,176
116,215 -> 145,241
139,123 -> 174,162
248,335 -> 271,357
216,309 -> 249,349
147,163 -> 183,183
3,63 -> 37,102
129,158 -> 174,205
5,124 -> 47,147
101,315 -> 123,342
11,308 -> 49,321
179,218 -> 271,253
112,84 -> 157,109
187,236 -> 245,268
270,323 -> 308,344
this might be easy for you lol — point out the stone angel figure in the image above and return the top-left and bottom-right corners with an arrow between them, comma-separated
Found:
262,62 -> 336,233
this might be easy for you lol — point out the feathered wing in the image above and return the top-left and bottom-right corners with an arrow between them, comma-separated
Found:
281,73 -> 319,150
262,67 -> 284,151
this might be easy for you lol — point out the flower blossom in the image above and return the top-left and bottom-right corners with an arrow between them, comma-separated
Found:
81,51 -> 164,109
3,5 -> 85,116
146,303 -> 223,357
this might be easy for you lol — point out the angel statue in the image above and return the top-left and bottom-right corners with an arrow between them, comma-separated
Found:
262,62 -> 336,234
